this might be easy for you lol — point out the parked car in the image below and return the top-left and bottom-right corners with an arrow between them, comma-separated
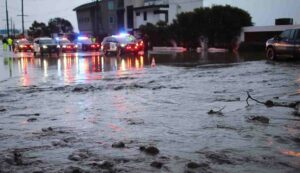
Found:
74,36 -> 100,52
56,37 -> 77,53
14,38 -> 33,52
33,37 -> 60,56
266,28 -> 300,60
101,33 -> 144,56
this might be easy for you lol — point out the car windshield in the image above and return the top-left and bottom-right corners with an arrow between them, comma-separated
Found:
40,39 -> 55,44
59,40 -> 71,44
77,39 -> 92,44
116,35 -> 136,44
18,40 -> 30,44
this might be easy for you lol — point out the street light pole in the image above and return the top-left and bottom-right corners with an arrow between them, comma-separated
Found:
6,0 -> 10,36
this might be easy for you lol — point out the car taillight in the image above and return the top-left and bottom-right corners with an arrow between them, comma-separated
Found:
96,44 -> 100,48
140,41 -> 144,46
91,45 -> 96,48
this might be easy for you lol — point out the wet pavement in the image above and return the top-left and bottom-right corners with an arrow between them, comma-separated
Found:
0,44 -> 300,173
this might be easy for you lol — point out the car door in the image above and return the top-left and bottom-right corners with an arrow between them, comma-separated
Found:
33,39 -> 40,53
295,29 -> 300,57
276,29 -> 292,56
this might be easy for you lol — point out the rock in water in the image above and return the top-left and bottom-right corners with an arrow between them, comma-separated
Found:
112,141 -> 125,148
150,161 -> 163,168
141,146 -> 160,155
98,160 -> 114,169
186,162 -> 210,169
265,100 -> 274,107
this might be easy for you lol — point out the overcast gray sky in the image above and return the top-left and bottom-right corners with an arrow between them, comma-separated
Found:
204,0 -> 300,26
0,0 -> 90,32
1,0 -> 300,33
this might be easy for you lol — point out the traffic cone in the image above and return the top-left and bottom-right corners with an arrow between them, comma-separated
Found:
151,58 -> 156,68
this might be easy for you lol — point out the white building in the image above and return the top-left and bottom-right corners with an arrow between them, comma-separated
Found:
124,0 -> 145,31
124,0 -> 203,31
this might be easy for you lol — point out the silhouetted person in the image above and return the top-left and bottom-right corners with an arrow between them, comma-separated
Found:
2,38 -> 8,51
7,37 -> 13,51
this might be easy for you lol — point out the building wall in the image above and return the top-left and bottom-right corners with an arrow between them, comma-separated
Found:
76,10 -> 93,34
135,9 -> 166,28
127,0 -> 203,30
124,0 -> 145,31
241,25 -> 300,42
204,0 -> 300,26
76,0 -> 124,36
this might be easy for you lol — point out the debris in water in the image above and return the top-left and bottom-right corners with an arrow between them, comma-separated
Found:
248,116 -> 270,124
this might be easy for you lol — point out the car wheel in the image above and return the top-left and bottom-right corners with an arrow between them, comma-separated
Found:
266,47 -> 276,60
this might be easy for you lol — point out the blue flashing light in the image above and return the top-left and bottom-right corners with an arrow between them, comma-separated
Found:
78,36 -> 89,40
112,33 -> 129,38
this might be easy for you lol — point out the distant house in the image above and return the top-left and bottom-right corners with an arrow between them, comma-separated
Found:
73,0 -> 124,37
124,0 -> 203,32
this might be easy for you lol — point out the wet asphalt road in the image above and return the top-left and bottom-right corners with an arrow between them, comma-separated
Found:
0,45 -> 300,173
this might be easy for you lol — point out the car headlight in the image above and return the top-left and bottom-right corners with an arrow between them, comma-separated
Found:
75,45 -> 78,48
57,45 -> 61,48
43,45 -> 48,49
63,45 -> 67,48
120,44 -> 126,47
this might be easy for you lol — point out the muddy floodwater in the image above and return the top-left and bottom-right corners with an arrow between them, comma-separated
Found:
0,48 -> 300,173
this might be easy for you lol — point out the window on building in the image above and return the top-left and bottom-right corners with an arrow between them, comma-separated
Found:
143,12 -> 147,21
108,1 -> 114,10
109,16 -> 114,24
136,12 -> 140,16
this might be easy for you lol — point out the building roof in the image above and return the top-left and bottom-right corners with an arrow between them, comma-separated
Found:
243,25 -> 300,32
73,1 -> 101,11
134,4 -> 169,11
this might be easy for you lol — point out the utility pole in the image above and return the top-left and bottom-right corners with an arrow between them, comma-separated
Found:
6,0 -> 10,36
18,0 -> 28,35
21,0 -> 24,34
10,17 -> 13,36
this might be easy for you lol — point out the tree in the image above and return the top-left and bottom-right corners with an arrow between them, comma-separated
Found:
172,5 -> 253,48
48,17 -> 74,34
28,21 -> 50,38
139,5 -> 253,49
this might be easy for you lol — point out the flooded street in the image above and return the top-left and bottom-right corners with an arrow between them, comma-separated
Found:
0,47 -> 300,173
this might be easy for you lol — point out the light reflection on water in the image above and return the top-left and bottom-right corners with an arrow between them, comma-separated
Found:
1,53 -> 149,86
